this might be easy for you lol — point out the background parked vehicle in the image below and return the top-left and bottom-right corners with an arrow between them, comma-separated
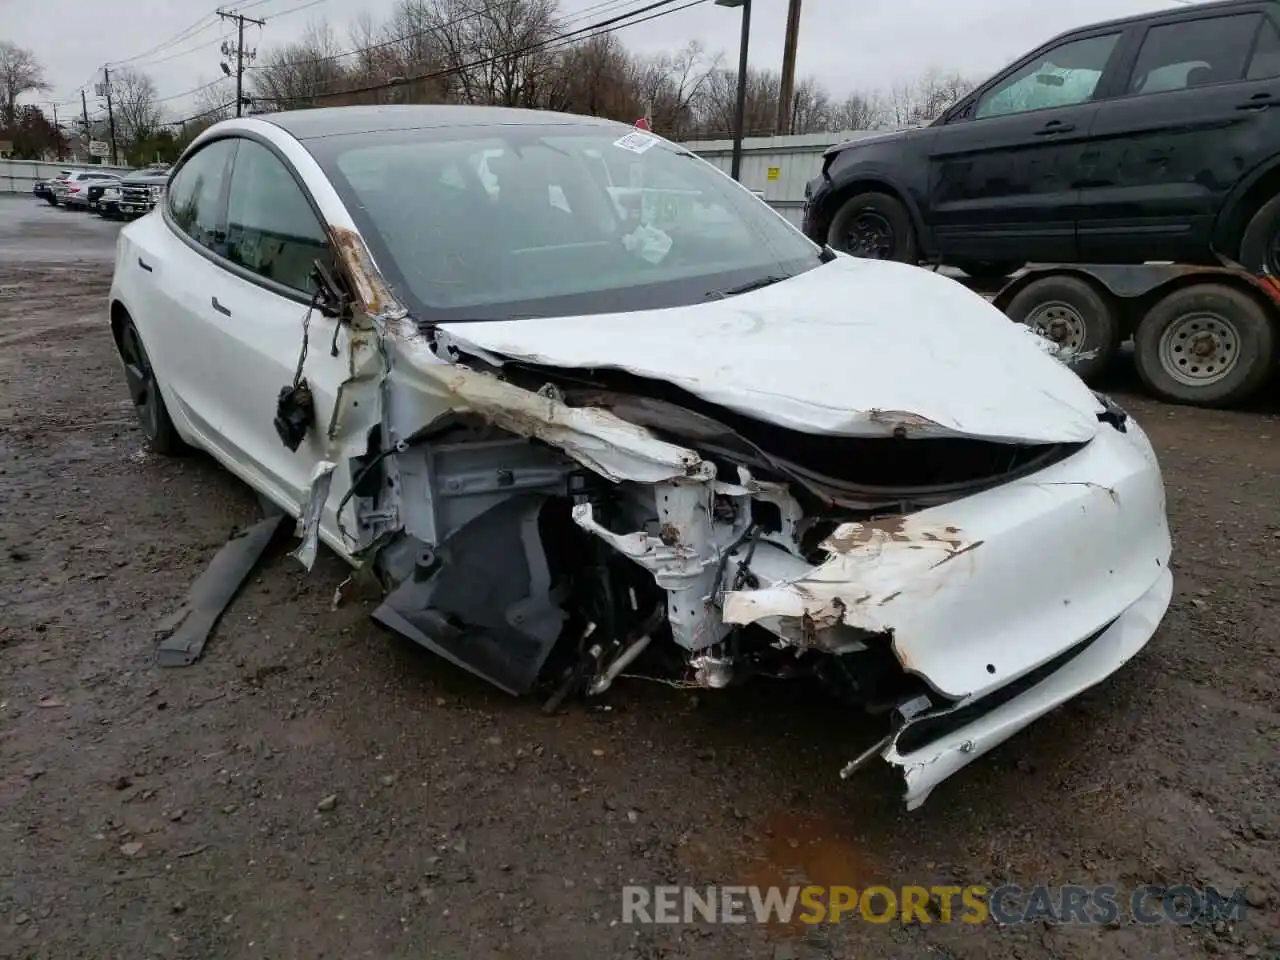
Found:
115,167 -> 169,218
805,0 -> 1280,279
85,177 -> 122,212
32,170 -> 72,204
54,171 -> 118,209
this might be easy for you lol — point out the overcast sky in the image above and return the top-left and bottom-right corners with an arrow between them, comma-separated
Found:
7,0 -> 1203,122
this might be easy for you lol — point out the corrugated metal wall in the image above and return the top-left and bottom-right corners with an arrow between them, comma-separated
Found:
0,159 -> 135,195
679,130 -> 879,227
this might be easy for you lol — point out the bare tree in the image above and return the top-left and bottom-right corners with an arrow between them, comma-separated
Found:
910,68 -> 974,124
698,66 -> 781,140
111,68 -> 162,149
546,33 -> 640,119
788,76 -> 832,134
0,42 -> 50,126
190,79 -> 235,124
627,41 -> 718,139
251,21 -> 352,109
832,91 -> 886,131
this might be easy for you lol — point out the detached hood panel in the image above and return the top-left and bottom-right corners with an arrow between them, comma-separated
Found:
437,257 -> 1103,445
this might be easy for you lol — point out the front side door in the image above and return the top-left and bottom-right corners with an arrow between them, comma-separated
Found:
138,137 -> 240,450
204,136 -> 349,513
926,29 -> 1126,263
1080,8 -> 1280,262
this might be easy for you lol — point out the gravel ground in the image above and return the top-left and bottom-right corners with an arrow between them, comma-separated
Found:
1,196 -> 1278,960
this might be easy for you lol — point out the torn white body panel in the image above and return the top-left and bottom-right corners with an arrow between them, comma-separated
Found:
886,567 -> 1173,810
721,421 -> 1171,700
437,256 -> 1105,445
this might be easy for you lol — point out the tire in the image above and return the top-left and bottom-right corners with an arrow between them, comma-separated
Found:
826,191 -> 918,262
1004,275 -> 1121,383
955,260 -> 1024,281
1133,283 -> 1275,407
116,318 -> 185,455
1238,193 -> 1280,275
45,196 -> 58,206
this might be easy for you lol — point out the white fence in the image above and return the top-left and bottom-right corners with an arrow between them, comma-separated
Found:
2,131 -> 879,225
679,130 -> 879,227
0,159 -> 134,195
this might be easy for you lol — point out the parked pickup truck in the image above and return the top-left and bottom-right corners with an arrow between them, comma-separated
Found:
115,167 -> 170,219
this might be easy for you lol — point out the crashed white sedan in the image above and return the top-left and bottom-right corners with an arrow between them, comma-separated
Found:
108,106 -> 1172,808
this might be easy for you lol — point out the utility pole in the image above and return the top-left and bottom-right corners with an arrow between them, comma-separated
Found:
81,89 -> 90,160
52,103 -> 62,160
775,0 -> 802,136
219,8 -> 265,117
101,67 -> 118,165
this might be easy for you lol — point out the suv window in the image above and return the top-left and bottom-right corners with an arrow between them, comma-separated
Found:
168,140 -> 235,250
224,139 -> 331,294
1129,14 -> 1260,94
975,33 -> 1121,120
1248,17 -> 1280,79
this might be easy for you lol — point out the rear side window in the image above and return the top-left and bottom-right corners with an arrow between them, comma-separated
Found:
167,140 -> 236,251
975,33 -> 1121,119
1129,14 -> 1261,93
224,139 -> 332,295
1248,18 -> 1280,79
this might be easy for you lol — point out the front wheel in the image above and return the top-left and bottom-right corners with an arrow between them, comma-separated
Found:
1133,283 -> 1275,408
116,318 -> 185,455
826,191 -> 918,262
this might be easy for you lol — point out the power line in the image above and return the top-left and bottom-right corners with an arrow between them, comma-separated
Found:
161,99 -> 237,127
155,77 -> 232,105
248,0 -> 642,74
123,33 -> 230,72
108,13 -> 222,67
262,0 -> 708,104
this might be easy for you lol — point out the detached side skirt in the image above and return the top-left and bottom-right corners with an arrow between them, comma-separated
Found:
156,513 -> 289,667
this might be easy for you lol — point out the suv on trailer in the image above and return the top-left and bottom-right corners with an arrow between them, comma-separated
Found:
805,0 -> 1280,278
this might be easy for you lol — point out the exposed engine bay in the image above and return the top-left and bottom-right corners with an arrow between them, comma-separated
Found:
361,348 -> 1083,724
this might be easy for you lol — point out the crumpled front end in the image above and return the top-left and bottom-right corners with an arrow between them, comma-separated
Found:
306,227 -> 1172,810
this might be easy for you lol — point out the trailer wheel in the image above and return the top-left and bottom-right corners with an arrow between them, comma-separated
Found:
1003,275 -> 1120,382
1133,283 -> 1275,407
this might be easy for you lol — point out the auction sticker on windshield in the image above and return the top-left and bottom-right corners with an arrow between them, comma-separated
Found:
614,131 -> 659,154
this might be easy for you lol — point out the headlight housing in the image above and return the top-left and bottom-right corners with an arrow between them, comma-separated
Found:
148,185 -> 164,200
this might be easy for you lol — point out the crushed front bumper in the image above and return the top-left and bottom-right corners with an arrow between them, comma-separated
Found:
885,566 -> 1171,807
712,417 -> 1171,804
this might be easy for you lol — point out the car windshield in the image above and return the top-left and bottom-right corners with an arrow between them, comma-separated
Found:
311,123 -> 822,322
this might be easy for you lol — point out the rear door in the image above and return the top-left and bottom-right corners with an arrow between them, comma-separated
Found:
925,28 -> 1127,263
1079,6 -> 1280,261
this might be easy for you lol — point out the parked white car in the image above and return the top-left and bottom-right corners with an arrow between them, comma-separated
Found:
108,106 -> 1173,808
55,170 -> 118,208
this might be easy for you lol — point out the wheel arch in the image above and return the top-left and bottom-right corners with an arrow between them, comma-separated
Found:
1212,155 -> 1280,259
812,175 -> 928,252
109,299 -> 132,351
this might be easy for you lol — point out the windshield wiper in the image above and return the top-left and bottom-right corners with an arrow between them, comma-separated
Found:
706,274 -> 791,300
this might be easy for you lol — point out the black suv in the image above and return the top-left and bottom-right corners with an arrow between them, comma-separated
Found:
804,0 -> 1280,278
